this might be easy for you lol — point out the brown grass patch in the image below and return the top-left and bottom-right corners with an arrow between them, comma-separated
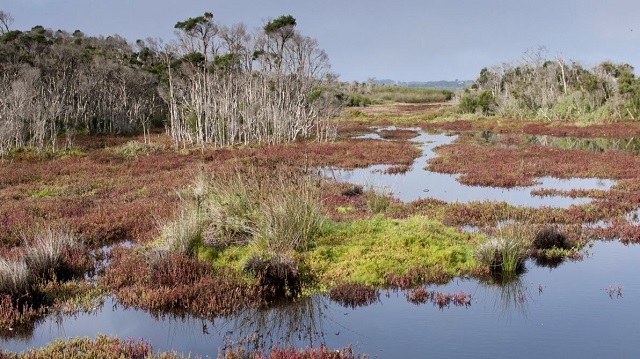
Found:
99,247 -> 265,318
428,143 -> 640,187
378,129 -> 420,141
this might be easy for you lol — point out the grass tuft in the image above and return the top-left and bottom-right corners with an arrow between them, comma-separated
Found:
474,223 -> 530,275
0,228 -> 80,297
156,207 -> 204,256
364,185 -> 392,214
112,140 -> 165,160
258,179 -> 325,253
0,259 -> 30,296
24,228 -> 78,280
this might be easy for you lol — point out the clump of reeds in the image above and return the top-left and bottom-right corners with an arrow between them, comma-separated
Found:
167,168 -> 325,254
0,260 -> 30,296
364,185 -> 392,213
24,228 -> 78,279
0,228 -> 80,296
197,171 -> 257,249
0,227 -> 83,331
156,207 -> 204,256
153,168 -> 327,302
112,140 -> 165,159
257,178 -> 325,253
475,223 -> 530,275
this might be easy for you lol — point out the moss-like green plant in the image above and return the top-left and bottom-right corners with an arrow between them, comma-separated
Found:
29,185 -> 68,198
306,215 -> 480,286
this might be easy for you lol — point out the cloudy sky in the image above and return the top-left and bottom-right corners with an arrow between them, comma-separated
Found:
3,0 -> 639,82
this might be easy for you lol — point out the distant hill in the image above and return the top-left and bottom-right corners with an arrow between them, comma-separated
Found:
373,79 -> 474,90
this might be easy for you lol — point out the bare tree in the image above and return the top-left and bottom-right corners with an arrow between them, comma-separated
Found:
0,10 -> 13,35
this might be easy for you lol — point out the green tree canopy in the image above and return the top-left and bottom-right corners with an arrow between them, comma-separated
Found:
264,15 -> 296,34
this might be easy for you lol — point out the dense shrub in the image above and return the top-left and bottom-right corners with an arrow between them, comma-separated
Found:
532,226 -> 569,250
458,90 -> 496,115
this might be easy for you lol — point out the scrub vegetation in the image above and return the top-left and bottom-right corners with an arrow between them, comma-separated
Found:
459,47 -> 640,121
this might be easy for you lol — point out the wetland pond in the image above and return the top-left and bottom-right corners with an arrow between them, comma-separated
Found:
2,127 -> 638,357
3,241 -> 639,358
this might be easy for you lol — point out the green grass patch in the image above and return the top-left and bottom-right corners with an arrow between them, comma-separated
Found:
111,140 -> 165,160
304,215 -> 481,286
29,185 -> 69,198
369,86 -> 453,104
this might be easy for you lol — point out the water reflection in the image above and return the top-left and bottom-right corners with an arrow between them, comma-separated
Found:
527,135 -> 640,154
331,128 -> 615,207
479,273 -> 532,320
2,242 -> 640,358
481,131 -> 640,154
222,296 -> 330,352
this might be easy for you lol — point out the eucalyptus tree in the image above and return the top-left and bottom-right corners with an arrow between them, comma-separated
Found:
263,15 -> 296,73
0,10 -> 13,35
162,13 -> 337,147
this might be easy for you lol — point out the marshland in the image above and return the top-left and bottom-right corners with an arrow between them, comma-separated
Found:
2,8 -> 640,359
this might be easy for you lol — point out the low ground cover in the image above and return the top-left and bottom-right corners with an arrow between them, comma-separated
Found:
304,215 -> 480,287
3,102 -> 640,354
428,142 -> 640,187
0,335 -> 365,358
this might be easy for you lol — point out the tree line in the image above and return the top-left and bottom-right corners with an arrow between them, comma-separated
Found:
0,10 -> 338,154
459,48 -> 640,121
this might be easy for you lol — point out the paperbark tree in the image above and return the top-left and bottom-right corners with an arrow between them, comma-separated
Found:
0,10 -> 13,35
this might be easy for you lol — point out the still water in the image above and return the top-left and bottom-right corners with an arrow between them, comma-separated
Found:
329,129 -> 615,207
3,241 -> 639,358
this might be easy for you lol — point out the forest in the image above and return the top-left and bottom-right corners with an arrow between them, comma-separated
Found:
0,11 -> 338,155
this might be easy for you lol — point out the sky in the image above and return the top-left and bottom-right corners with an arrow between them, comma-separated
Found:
2,0 -> 640,82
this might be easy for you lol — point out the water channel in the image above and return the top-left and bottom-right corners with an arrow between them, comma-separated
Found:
328,128 -> 615,207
